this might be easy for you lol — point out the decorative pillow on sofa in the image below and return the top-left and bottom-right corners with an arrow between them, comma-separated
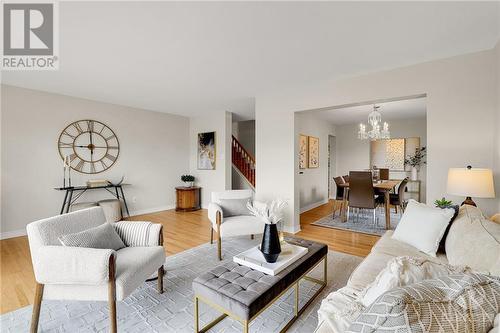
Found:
59,222 -> 125,250
392,200 -> 454,257
445,205 -> 500,275
347,273 -> 500,333
218,198 -> 252,217
358,256 -> 471,307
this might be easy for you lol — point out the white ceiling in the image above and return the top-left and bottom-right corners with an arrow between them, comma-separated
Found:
1,1 -> 499,120
308,97 -> 427,125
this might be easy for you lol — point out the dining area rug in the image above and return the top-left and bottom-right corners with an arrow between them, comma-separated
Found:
311,209 -> 401,236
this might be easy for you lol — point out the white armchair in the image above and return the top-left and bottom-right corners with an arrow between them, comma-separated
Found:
208,189 -> 266,260
26,207 -> 165,333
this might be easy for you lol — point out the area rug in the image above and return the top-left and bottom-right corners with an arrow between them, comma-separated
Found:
311,209 -> 401,236
0,236 -> 362,333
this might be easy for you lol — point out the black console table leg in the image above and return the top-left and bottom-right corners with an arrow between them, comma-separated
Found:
60,190 -> 69,214
65,189 -> 74,213
119,186 -> 130,217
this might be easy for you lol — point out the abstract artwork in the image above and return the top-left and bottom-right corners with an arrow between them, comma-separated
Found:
197,132 -> 216,170
299,134 -> 308,169
370,137 -> 420,170
308,136 -> 319,168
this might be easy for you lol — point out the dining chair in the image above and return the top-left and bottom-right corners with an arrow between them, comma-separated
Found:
379,168 -> 389,181
342,175 -> 350,183
348,171 -> 379,224
332,176 -> 345,218
391,178 -> 409,213
376,178 -> 409,214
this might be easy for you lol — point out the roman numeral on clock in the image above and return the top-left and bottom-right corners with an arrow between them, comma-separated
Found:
73,122 -> 84,134
75,160 -> 85,172
86,120 -> 94,132
58,142 -> 73,148
105,153 -> 116,162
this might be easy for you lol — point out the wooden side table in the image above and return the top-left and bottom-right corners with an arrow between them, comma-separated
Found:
175,186 -> 201,212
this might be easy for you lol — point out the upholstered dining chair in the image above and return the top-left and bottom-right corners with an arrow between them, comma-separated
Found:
348,171 -> 379,224
333,176 -> 346,218
379,168 -> 390,181
208,189 -> 266,260
377,178 -> 409,214
342,175 -> 350,183
26,207 -> 165,333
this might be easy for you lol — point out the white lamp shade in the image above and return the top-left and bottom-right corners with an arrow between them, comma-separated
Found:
447,168 -> 495,198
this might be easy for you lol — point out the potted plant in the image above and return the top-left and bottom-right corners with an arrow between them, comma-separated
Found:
246,199 -> 288,263
434,197 -> 453,208
181,174 -> 195,187
404,146 -> 426,181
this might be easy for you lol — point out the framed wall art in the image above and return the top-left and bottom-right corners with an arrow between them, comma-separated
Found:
308,136 -> 319,168
198,131 -> 216,170
299,134 -> 308,169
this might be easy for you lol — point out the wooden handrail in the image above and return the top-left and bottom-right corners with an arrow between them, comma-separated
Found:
232,136 -> 255,164
232,135 -> 255,187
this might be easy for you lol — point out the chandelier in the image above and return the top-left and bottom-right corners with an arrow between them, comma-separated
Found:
358,105 -> 390,140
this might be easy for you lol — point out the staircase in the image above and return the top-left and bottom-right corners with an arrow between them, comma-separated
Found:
232,135 -> 255,188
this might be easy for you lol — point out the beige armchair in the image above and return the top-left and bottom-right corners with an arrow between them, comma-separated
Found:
208,189 -> 266,260
26,207 -> 165,333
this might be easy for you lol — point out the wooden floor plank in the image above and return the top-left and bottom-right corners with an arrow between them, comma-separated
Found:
0,199 -> 378,314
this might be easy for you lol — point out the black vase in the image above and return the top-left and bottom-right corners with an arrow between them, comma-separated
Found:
260,223 -> 281,263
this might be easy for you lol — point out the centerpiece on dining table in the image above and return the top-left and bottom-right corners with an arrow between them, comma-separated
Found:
246,199 -> 287,263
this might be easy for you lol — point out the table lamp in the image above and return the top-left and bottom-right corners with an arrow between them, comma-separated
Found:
447,166 -> 495,206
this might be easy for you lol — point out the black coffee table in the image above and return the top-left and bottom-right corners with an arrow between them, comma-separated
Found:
193,237 -> 328,333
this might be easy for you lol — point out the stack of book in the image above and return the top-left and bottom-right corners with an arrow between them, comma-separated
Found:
86,179 -> 110,187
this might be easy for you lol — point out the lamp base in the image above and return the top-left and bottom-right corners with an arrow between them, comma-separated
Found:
461,196 -> 477,207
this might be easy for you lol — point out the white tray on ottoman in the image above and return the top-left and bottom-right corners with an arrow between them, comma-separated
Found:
233,241 -> 308,275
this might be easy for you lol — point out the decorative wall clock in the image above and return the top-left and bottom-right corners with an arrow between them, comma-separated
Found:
58,120 -> 120,174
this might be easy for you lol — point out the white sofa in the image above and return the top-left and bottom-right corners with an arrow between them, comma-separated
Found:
315,205 -> 500,333
26,207 -> 165,333
208,189 -> 266,260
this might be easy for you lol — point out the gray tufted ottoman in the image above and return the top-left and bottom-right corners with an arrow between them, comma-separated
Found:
193,237 -> 328,333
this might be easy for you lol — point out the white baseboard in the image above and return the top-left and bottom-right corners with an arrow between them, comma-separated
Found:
0,229 -> 27,240
130,204 -> 176,217
299,199 -> 329,214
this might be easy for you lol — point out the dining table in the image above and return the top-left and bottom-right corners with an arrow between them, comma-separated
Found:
337,180 -> 400,229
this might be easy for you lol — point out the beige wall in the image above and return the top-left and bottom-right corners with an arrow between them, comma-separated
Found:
1,85 -> 190,237
295,112 -> 335,212
335,117 -> 427,202
496,42 -> 500,212
256,48 -> 498,232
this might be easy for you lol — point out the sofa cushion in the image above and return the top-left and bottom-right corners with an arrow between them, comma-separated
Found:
372,231 -> 447,263
446,205 -> 500,275
43,246 -> 166,301
218,198 -> 252,217
347,273 -> 500,333
358,256 -> 471,307
219,216 -> 266,237
59,222 -> 125,250
347,251 -> 395,290
392,200 -> 455,257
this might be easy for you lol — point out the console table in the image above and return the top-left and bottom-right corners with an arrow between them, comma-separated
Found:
54,184 -> 131,216
175,186 -> 201,212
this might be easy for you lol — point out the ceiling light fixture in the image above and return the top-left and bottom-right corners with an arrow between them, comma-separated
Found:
358,105 -> 390,140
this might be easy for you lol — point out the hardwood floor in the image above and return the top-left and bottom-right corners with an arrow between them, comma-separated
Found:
0,199 -> 379,314
297,200 -> 380,257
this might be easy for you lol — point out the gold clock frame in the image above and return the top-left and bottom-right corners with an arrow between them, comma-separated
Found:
57,119 -> 120,174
